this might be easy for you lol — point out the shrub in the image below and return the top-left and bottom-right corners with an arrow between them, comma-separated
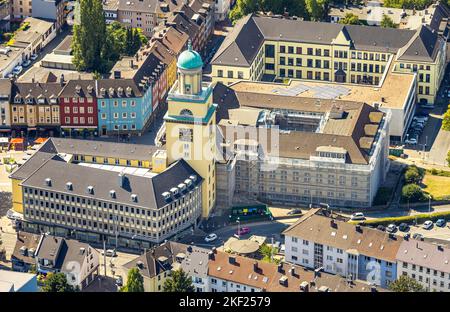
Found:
401,183 -> 425,202
404,165 -> 424,184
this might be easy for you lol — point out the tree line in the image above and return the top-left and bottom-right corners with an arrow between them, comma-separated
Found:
72,0 -> 147,74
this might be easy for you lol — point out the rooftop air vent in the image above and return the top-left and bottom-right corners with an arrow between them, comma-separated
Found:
170,187 -> 179,196
162,191 -> 171,200
178,183 -> 187,192
66,182 -> 73,191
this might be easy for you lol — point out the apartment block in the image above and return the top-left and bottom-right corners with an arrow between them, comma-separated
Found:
211,14 -> 447,105
396,239 -> 450,292
283,209 -> 402,288
35,234 -> 99,289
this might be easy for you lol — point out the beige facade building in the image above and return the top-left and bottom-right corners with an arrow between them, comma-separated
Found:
211,14 -> 447,105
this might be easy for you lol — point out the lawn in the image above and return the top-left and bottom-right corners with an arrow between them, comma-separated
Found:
422,174 -> 450,200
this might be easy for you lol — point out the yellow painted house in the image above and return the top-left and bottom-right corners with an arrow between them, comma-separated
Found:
211,14 -> 447,105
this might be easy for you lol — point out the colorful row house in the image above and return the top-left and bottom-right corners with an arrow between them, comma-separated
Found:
59,80 -> 99,138
97,79 -> 152,137
10,80 -> 64,137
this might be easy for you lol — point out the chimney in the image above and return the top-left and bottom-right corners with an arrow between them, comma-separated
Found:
299,281 -> 309,292
212,247 -> 217,254
59,74 -> 64,86
355,224 -> 362,232
129,59 -> 134,68
277,263 -> 283,273
290,266 -> 295,276
371,285 -> 377,292
330,219 -> 337,228
118,172 -> 124,188
31,77 -> 35,83
253,261 -> 258,272
208,251 -> 214,260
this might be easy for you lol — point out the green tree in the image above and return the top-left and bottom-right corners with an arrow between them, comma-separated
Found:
401,183 -> 425,202
305,0 -> 327,21
389,275 -> 425,292
446,150 -> 450,168
339,12 -> 361,25
121,268 -> 144,292
443,108 -> 450,131
404,165 -> 423,184
229,0 -> 260,23
380,14 -> 397,28
41,273 -> 76,292
259,243 -> 280,263
163,269 -> 195,292
72,0 -> 107,72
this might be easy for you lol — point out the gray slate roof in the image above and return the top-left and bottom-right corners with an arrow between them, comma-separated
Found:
212,14 -> 440,67
43,137 -> 159,161
397,25 -> 442,62
21,157 -> 201,209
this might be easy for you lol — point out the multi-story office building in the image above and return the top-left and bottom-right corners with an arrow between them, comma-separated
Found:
283,209 -> 403,289
396,239 -> 450,292
211,14 -> 446,105
14,138 -> 203,249
214,81 -> 390,209
0,79 -> 11,135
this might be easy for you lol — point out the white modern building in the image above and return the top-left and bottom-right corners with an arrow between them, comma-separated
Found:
214,0 -> 231,21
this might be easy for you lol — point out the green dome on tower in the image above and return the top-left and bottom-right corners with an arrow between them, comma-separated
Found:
177,41 -> 203,70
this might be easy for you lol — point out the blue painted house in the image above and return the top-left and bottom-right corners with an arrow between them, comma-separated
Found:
97,79 -> 152,137
357,254 -> 397,288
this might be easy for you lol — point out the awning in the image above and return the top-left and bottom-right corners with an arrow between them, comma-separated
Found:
34,137 -> 47,144
10,138 -> 24,144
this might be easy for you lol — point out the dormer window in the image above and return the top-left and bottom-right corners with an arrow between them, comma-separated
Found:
87,186 -> 94,194
170,187 -> 179,196
75,85 -> 82,94
162,191 -> 171,201
110,190 -> 116,198
117,87 -> 123,97
100,88 -> 106,97
14,95 -> 22,103
125,86 -> 132,96
87,85 -> 93,94
66,182 -> 73,191
108,87 -> 115,97
131,194 -> 138,202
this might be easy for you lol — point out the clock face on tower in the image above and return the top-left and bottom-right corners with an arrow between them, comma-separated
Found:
179,128 -> 193,142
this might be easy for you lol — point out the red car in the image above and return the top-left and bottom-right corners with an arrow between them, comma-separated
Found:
236,227 -> 250,236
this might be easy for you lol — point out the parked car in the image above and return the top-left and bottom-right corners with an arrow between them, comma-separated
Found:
350,212 -> 365,221
377,224 -> 386,232
405,138 -> 417,145
413,233 -> 424,240
287,208 -> 302,215
398,223 -> 409,232
436,219 -> 446,227
102,249 -> 116,257
115,276 -> 123,287
386,224 -> 397,233
30,54 -> 38,61
204,233 -> 218,242
236,227 -> 250,236
423,220 -> 433,230
22,59 -> 31,68
12,65 -> 23,75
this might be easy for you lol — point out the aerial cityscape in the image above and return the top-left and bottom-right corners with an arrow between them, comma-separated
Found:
0,0 -> 449,296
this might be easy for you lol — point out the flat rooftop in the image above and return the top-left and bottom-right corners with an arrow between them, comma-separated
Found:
18,65 -> 93,82
230,65 -> 415,110
78,162 -> 157,178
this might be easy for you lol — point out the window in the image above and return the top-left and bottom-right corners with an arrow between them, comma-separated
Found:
280,45 -> 286,53
217,70 -> 223,77
237,71 -> 244,79
227,71 -> 233,78
265,44 -> 275,58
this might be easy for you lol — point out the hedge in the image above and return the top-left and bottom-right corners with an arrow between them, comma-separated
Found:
349,210 -> 450,227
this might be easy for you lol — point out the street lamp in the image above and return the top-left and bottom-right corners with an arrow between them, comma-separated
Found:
236,217 -> 240,239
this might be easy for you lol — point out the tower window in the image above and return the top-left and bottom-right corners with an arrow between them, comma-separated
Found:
180,109 -> 193,116
185,84 -> 191,93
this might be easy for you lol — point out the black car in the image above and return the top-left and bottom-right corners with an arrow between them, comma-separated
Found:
377,225 -> 386,232
398,223 -> 409,232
